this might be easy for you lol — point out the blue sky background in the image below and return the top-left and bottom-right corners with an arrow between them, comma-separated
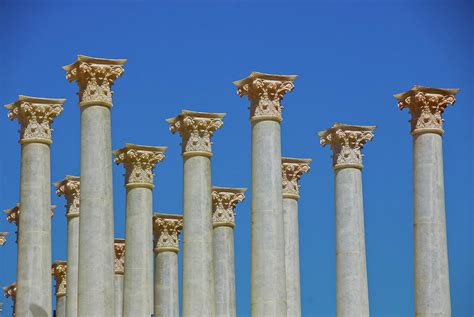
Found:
0,0 -> 472,316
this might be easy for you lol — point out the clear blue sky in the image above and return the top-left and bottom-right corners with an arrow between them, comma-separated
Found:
0,0 -> 472,316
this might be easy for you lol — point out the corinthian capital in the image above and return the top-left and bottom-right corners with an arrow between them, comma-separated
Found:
63,55 -> 127,108
319,123 -> 375,170
282,158 -> 312,199
394,86 -> 459,135
114,144 -> 167,189
211,187 -> 246,228
4,204 -> 20,225
51,260 -> 67,297
3,282 -> 16,302
153,213 -> 183,253
114,239 -> 125,275
0,232 -> 9,246
5,95 -> 65,144
166,110 -> 225,157
233,72 -> 297,123
54,176 -> 80,218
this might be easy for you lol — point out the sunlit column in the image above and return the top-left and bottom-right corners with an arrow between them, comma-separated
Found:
114,239 -> 125,317
52,261 -> 67,317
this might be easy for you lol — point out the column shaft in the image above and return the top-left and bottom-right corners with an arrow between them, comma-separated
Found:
17,142 -> 52,316
123,187 -> 153,317
213,226 -> 236,317
154,251 -> 179,317
66,215 -> 79,317
114,274 -> 124,317
182,155 -> 214,316
334,167 -> 369,317
78,105 -> 115,316
251,120 -> 286,316
413,133 -> 450,315
283,197 -> 301,317
56,296 -> 66,317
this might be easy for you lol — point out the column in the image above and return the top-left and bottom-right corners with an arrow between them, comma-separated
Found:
0,302 -> 3,317
211,187 -> 246,317
152,213 -> 183,317
54,176 -> 80,317
319,123 -> 375,317
4,204 -> 54,245
114,144 -> 167,317
3,282 -> 16,316
281,157 -> 311,317
114,239 -> 125,317
233,72 -> 297,316
5,95 -> 64,317
52,261 -> 67,317
64,55 -> 126,316
0,232 -> 8,246
394,86 -> 458,316
167,110 -> 225,316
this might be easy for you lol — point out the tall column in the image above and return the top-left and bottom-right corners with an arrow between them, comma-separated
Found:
211,187 -> 246,317
114,144 -> 167,317
64,55 -> 126,317
233,72 -> 297,316
3,282 -> 16,316
167,110 -> 225,316
114,239 -> 125,317
5,95 -> 64,317
394,86 -> 458,316
152,213 -> 183,317
54,176 -> 80,317
281,157 -> 311,317
319,123 -> 375,317
52,261 -> 67,317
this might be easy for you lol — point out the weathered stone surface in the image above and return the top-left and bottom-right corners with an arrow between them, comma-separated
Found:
114,239 -> 125,317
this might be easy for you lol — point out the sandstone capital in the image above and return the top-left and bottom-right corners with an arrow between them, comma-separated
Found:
282,157 -> 312,200
54,175 -> 80,218
0,232 -> 9,246
3,282 -> 16,301
153,213 -> 183,253
211,187 -> 246,228
52,260 -> 67,297
114,239 -> 125,275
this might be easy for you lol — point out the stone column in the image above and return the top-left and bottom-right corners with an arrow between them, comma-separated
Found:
152,213 -> 183,317
52,261 -> 67,317
319,123 -> 375,317
114,239 -> 125,317
211,187 -> 246,317
167,110 -> 225,316
64,55 -> 126,317
5,95 -> 64,317
0,232 -> 8,246
54,176 -> 80,317
394,86 -> 459,316
114,144 -> 167,317
233,72 -> 297,316
3,282 -> 16,316
281,157 -> 311,317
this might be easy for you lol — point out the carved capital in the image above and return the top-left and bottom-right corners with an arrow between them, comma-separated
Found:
211,187 -> 246,228
394,86 -> 459,135
114,239 -> 125,275
51,261 -> 67,297
114,144 -> 167,189
5,96 -> 65,144
4,204 -> 55,226
319,123 -> 375,170
0,232 -> 8,246
167,110 -> 225,157
153,214 -> 183,253
63,55 -> 127,108
233,72 -> 297,123
282,158 -> 311,199
54,176 -> 80,218
3,282 -> 16,302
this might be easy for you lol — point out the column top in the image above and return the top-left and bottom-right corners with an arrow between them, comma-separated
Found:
54,175 -> 80,218
233,71 -> 297,123
319,123 -> 375,170
63,54 -> 127,108
0,232 -> 9,246
114,238 -> 125,275
282,157 -> 312,200
394,85 -> 459,135
166,110 -> 225,158
4,204 -> 20,225
211,186 -> 247,228
3,282 -> 16,300
51,260 -> 67,297
114,143 -> 167,189
153,213 -> 183,253
5,95 -> 65,145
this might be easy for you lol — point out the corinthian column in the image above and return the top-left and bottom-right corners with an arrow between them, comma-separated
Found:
5,95 -> 64,317
52,261 -> 67,317
281,157 -> 311,317
3,282 -> 16,316
211,187 -> 246,317
167,110 -> 225,316
394,86 -> 459,316
319,123 -> 375,317
153,213 -> 183,317
64,55 -> 126,317
114,144 -> 167,317
55,176 -> 80,317
233,72 -> 297,316
114,239 -> 125,317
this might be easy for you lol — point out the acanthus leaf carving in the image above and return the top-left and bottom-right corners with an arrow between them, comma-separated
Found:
51,261 -> 67,297
281,158 -> 311,199
211,187 -> 246,227
153,215 -> 183,253
55,176 -> 80,218
114,239 -> 125,274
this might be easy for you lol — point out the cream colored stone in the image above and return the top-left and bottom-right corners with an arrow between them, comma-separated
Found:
211,187 -> 246,228
0,232 -> 8,246
52,261 -> 67,297
282,157 -> 311,200
114,239 -> 125,317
